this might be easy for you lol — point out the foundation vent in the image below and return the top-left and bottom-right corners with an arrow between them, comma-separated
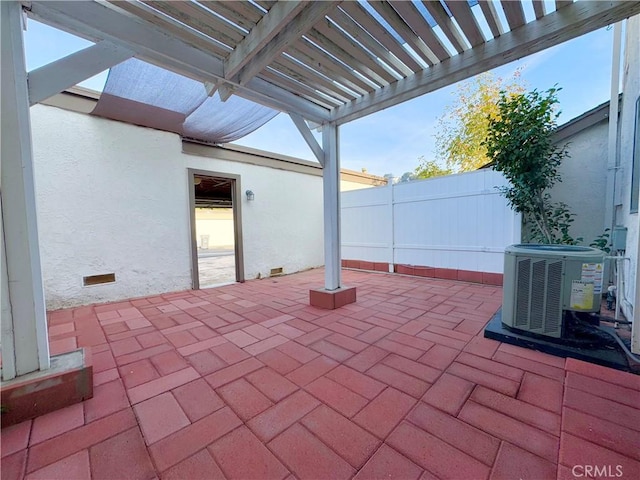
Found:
83,273 -> 116,286
270,267 -> 284,276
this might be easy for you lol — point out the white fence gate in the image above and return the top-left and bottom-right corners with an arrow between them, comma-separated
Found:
341,169 -> 521,274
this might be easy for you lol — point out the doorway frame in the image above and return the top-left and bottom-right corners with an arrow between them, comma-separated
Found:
188,168 -> 245,289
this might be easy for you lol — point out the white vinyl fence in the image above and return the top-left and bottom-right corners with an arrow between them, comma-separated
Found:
341,169 -> 521,274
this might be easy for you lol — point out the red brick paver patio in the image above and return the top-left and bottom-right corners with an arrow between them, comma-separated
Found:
2,269 -> 639,480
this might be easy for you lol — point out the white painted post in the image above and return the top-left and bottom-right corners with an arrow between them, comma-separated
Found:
322,123 -> 341,290
388,180 -> 395,273
1,200 -> 17,380
632,211 -> 640,353
512,212 -> 522,245
1,1 -> 50,379
604,22 -> 622,235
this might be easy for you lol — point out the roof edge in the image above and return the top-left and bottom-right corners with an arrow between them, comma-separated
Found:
553,94 -> 622,144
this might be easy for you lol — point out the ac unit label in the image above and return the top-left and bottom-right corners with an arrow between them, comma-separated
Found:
581,263 -> 603,294
570,280 -> 594,310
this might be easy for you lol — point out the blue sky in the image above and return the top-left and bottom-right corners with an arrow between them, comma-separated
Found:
24,17 -> 619,177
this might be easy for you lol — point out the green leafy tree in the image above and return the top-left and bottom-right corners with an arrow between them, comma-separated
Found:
435,71 -> 525,172
484,86 -> 579,244
414,157 -> 453,179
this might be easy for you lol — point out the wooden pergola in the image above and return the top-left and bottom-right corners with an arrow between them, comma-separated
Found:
2,0 -> 639,382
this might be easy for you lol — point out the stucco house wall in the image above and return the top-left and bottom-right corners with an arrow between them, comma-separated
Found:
546,15 -> 638,326
550,114 -> 609,246
32,106 -> 192,309
31,96 -> 383,309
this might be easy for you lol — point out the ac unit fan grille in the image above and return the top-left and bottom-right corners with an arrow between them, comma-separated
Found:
514,258 -> 564,337
530,260 -> 546,330
515,259 -> 530,326
544,261 -> 563,333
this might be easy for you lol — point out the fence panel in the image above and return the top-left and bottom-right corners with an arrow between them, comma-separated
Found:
341,169 -> 520,274
341,183 -> 393,264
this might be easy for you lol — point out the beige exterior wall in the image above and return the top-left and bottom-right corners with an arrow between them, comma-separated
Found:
195,208 -> 234,249
549,119 -> 609,246
340,178 -> 378,191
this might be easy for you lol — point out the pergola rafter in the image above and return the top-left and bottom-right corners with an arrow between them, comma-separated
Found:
26,0 -> 332,123
23,1 -> 640,127
224,1 -> 337,89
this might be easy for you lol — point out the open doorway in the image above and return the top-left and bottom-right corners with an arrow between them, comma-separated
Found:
188,169 -> 244,289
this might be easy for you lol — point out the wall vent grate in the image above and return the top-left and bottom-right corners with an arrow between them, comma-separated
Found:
83,273 -> 116,286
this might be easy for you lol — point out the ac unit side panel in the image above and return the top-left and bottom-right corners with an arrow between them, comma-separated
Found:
501,253 -> 518,328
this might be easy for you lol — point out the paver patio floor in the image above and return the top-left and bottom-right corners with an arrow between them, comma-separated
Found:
2,268 -> 639,479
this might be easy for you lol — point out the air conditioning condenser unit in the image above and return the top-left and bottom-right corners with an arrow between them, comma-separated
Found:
502,244 -> 605,338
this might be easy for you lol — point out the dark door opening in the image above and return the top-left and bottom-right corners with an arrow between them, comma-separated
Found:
189,170 -> 244,288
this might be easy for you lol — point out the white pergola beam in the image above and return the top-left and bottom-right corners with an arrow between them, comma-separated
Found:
230,1 -> 338,87
1,0 -> 50,380
28,40 -> 134,106
322,123 -> 341,291
332,0 -> 640,125
225,1 -> 306,80
27,0 -> 330,123
217,82 -> 236,102
289,113 -> 324,165
204,80 -> 218,97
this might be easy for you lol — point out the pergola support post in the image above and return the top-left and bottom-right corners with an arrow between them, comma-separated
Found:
1,0 -> 92,427
1,0 -> 50,379
309,122 -> 356,309
322,122 -> 341,291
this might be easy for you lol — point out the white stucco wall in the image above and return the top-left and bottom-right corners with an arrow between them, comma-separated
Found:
32,106 -> 191,309
617,15 -> 640,321
185,152 -> 324,283
550,121 -> 609,245
192,181 -> 377,250
31,104 -> 325,309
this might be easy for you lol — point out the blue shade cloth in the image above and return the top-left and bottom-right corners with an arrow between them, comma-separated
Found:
92,58 -> 279,143
184,93 -> 279,144
101,58 -> 207,114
